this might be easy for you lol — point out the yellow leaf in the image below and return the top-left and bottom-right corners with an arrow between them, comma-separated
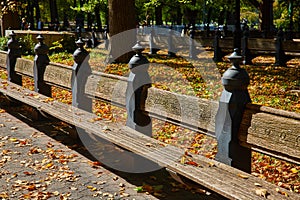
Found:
237,174 -> 249,179
180,156 -> 185,164
45,162 -> 54,168
0,192 -> 9,198
87,185 -> 97,191
208,162 -> 216,167
9,137 -> 18,142
291,168 -> 298,173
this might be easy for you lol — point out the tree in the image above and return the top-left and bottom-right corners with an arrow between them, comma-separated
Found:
247,0 -> 275,34
0,0 -> 22,36
108,0 -> 136,63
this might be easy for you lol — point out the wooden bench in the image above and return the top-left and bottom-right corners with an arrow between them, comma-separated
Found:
213,36 -> 300,64
138,30 -> 300,65
0,48 -> 299,199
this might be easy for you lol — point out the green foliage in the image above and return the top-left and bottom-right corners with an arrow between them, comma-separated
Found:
18,34 -> 35,56
0,0 -> 22,17
71,0 -> 107,13
0,36 -> 9,51
49,35 -> 76,55
49,52 -> 73,65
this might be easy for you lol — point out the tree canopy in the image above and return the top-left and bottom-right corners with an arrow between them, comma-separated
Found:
1,0 -> 300,33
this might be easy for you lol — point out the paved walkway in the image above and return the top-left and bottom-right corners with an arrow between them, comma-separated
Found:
0,108 -> 160,199
0,99 -> 223,200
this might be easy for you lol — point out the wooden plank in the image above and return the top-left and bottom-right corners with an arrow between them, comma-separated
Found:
195,37 -> 214,47
0,50 -> 7,67
283,40 -> 300,54
0,78 -> 298,200
44,63 -> 72,89
146,88 -> 217,135
219,38 -> 234,49
248,38 -> 275,51
15,58 -> 34,76
240,104 -> 300,164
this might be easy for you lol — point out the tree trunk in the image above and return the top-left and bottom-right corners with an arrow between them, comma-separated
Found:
155,5 -> 163,25
260,0 -> 274,35
35,0 -> 41,23
176,7 -> 182,25
0,11 -> 20,36
94,4 -> 102,31
27,0 -> 34,29
50,0 -> 59,23
87,13 -> 92,31
249,0 -> 274,36
108,0 -> 136,63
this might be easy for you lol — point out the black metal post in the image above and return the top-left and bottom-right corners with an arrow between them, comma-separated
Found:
233,0 -> 241,52
213,29 -> 222,62
215,48 -> 252,173
241,23 -> 252,65
149,27 -> 158,55
275,28 -> 287,66
189,26 -> 197,59
33,35 -> 51,96
126,41 -> 152,136
76,26 -> 82,39
6,31 -> 22,85
104,27 -> 109,50
71,37 -> 92,112
91,27 -> 99,48
168,28 -> 176,57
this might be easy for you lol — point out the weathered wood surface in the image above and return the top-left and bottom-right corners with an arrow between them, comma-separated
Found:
240,104 -> 300,165
0,52 -> 299,165
247,38 -> 276,52
0,78 -> 298,200
135,35 -> 300,56
5,30 -> 75,47
0,51 -> 6,65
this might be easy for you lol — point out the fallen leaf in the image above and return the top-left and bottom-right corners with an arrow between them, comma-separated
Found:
88,161 -> 102,168
121,193 -> 130,197
102,125 -> 111,131
290,168 -> 298,173
134,186 -> 144,193
24,171 -> 35,176
254,183 -> 262,187
70,187 -> 77,190
185,161 -> 201,167
27,184 -> 37,191
145,142 -> 155,147
0,192 -> 9,198
9,137 -> 18,142
276,188 -> 289,197
180,156 -> 185,164
208,162 -> 216,167
255,188 -> 269,198
87,185 -> 97,191
238,174 -> 249,179
119,183 -> 125,187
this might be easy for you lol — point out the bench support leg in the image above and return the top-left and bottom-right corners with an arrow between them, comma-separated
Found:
215,49 -> 252,173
